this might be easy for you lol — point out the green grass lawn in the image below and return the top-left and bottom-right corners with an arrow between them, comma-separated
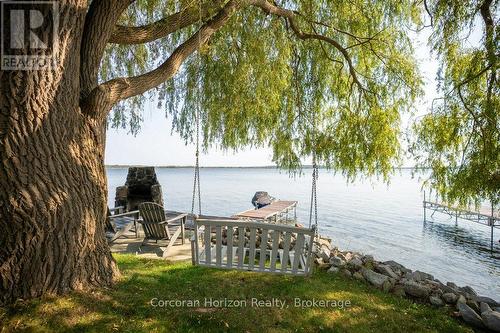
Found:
0,254 -> 474,333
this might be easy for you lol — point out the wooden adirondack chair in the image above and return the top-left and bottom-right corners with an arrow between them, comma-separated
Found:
138,202 -> 187,258
106,206 -> 140,243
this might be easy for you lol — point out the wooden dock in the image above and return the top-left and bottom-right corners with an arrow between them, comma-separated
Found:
233,200 -> 297,224
423,193 -> 499,249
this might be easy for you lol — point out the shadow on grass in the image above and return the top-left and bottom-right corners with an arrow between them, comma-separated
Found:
0,254 -> 474,333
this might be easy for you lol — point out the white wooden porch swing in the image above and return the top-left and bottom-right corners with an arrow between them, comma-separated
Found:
188,137 -> 320,275
188,0 -> 319,276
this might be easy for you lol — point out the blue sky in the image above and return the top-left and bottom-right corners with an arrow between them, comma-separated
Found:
105,27 -> 442,167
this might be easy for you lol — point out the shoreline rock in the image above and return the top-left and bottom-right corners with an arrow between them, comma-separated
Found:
458,302 -> 485,328
311,236 -> 500,332
361,268 -> 391,290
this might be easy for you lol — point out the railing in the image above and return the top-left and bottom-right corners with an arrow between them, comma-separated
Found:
192,219 -> 315,275
423,192 -> 499,249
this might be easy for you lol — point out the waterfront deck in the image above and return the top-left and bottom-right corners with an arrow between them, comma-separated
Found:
423,196 -> 500,249
110,224 -> 192,261
108,198 -> 301,260
108,208 -> 192,261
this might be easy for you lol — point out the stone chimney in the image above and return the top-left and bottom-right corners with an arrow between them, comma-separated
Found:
114,167 -> 164,211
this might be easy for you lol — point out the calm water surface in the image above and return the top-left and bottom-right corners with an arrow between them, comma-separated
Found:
106,167 -> 499,299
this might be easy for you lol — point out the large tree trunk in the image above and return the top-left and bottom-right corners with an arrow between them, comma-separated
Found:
0,0 -> 242,305
0,1 -> 119,304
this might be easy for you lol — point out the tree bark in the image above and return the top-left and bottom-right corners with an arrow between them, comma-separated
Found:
0,0 -> 239,304
109,0 -> 226,45
0,1 -> 119,304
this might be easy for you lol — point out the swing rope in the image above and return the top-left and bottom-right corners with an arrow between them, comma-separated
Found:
191,0 -> 203,216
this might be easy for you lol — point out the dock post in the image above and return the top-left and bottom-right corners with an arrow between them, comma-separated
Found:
491,219 -> 494,251
423,191 -> 426,222
455,211 -> 458,226
490,203 -> 495,251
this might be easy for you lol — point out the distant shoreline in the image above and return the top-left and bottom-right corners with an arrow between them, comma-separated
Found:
105,165 -> 426,170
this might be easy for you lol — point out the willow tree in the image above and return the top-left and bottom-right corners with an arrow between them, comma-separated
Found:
0,0 -> 421,303
411,0 -> 499,207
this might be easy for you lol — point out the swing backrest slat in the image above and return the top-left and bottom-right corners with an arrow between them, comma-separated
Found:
192,218 -> 315,275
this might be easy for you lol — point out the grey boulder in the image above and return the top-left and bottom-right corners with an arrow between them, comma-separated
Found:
383,260 -> 411,275
406,270 -> 434,282
361,268 -> 389,289
473,295 -> 500,308
319,248 -> 331,262
481,310 -> 500,332
340,269 -> 352,278
442,293 -> 458,304
348,257 -> 363,270
330,256 -> 346,267
383,260 -> 405,270
392,285 -> 406,297
481,302 -> 492,314
429,295 -> 444,307
403,281 -> 431,298
361,255 -> 374,263
327,266 -> 340,274
375,264 -> 399,279
352,271 -> 365,282
314,258 -> 331,270
342,252 -> 353,262
457,302 -> 484,328
467,300 -> 481,314
459,285 -> 477,297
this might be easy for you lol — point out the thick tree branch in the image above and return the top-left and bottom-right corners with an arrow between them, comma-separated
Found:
248,0 -> 366,91
109,0 -> 226,44
80,0 -> 134,101
480,0 -> 494,55
84,0 -> 368,119
479,0 -> 496,105
423,0 -> 433,26
82,0 -> 241,118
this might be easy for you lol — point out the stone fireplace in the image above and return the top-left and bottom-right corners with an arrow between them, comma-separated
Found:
114,167 -> 164,211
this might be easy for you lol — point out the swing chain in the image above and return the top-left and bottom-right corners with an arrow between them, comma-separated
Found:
308,108 -> 319,232
309,154 -> 318,230
191,108 -> 201,215
191,0 -> 203,216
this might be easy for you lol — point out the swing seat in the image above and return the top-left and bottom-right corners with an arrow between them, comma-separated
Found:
191,218 -> 315,275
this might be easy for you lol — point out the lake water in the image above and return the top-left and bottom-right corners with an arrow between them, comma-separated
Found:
107,167 -> 499,299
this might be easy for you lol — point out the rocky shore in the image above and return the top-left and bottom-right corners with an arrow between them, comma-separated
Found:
207,222 -> 499,331
313,235 -> 500,332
